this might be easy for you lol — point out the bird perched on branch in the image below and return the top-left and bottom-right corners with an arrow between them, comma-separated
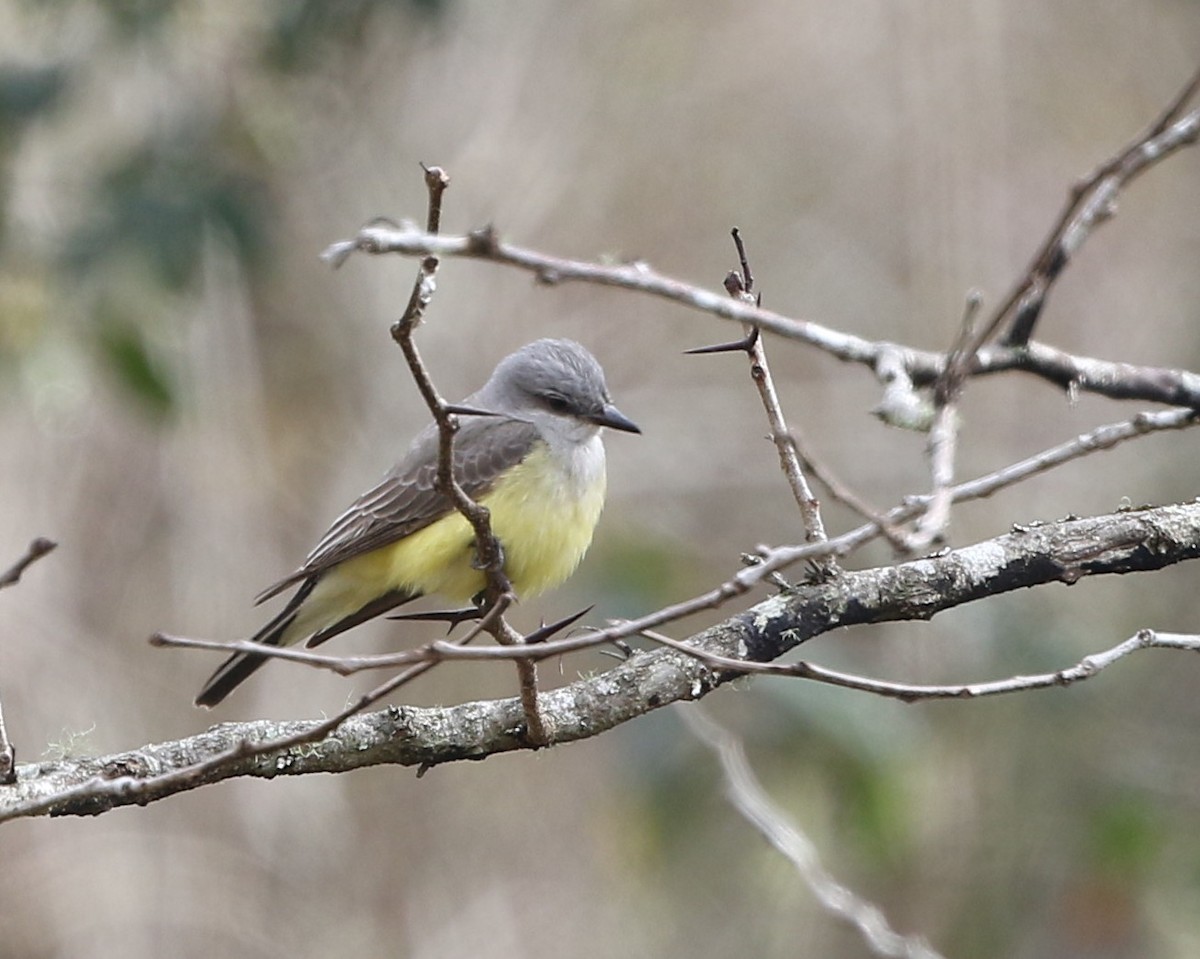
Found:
195,338 -> 639,707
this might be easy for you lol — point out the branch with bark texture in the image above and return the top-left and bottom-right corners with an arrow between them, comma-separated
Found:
7,500 -> 1200,821
321,70 -> 1200,412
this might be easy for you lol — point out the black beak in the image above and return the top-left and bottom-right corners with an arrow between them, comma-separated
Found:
590,403 -> 641,434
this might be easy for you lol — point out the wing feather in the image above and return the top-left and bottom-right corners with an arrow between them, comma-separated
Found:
255,416 -> 540,603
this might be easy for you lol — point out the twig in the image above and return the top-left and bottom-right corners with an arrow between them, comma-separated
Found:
385,165 -> 546,743
928,406 -> 1198,505
983,67 -> 1200,347
0,537 -> 56,590
642,628 -> 1200,702
908,293 -> 981,549
726,229 -> 830,554
785,433 -> 910,550
679,707 -> 946,959
156,406 -> 1200,684
319,216 -> 1200,408
13,503 -> 1200,820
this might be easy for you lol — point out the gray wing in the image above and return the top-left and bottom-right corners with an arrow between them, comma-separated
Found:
255,415 -> 540,603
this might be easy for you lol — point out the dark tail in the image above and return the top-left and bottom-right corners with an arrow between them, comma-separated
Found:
194,582 -> 419,708
193,579 -> 316,708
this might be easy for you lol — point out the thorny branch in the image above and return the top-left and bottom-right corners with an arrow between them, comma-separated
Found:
323,75 -> 1200,411
10,501 -> 1200,821
723,230 -> 830,554
9,71 -> 1200,824
152,405 -> 1200,678
388,166 -> 547,744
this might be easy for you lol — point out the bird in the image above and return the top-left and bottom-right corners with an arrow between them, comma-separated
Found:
194,338 -> 640,707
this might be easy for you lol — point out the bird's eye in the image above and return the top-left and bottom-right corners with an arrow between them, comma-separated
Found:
542,393 -> 571,414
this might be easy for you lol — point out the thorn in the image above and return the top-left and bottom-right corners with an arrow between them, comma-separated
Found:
443,403 -> 500,418
525,606 -> 594,645
685,326 -> 760,356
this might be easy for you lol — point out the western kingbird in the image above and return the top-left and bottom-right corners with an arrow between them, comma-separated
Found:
195,338 -> 639,707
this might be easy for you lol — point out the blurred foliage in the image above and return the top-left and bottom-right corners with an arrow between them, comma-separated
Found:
1,2 -> 1199,957
265,0 -> 447,72
1087,793 -> 1164,882
95,310 -> 175,418
63,131 -> 273,291
0,0 -> 448,414
0,63 -> 68,139
93,0 -> 183,37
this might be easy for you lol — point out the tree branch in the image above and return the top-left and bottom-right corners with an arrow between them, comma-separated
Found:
8,500 -> 1200,821
322,223 -> 1200,409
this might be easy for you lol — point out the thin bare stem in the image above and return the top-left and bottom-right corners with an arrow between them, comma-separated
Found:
679,707 -> 946,959
385,166 -> 546,739
693,230 -> 830,562
0,537 -> 56,590
908,293 -> 981,549
643,628 -> 1200,702
786,433 -> 910,549
985,68 -> 1200,347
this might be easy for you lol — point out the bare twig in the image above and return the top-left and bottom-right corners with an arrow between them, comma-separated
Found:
14,502 -> 1200,820
929,406 -> 1198,505
642,628 -> 1200,702
908,293 -> 982,550
679,707 -> 946,959
727,229 -> 830,553
986,67 -> 1200,347
786,434 -> 910,550
155,407 -> 1200,685
0,537 -> 56,590
385,166 -> 546,742
320,224 -> 1200,409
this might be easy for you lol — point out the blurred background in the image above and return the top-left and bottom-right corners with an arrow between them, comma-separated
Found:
1,1 -> 1199,956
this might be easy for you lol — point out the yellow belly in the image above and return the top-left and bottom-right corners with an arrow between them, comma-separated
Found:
284,443 -> 606,643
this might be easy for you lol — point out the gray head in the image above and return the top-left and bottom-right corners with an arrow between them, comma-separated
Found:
475,339 -> 640,436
